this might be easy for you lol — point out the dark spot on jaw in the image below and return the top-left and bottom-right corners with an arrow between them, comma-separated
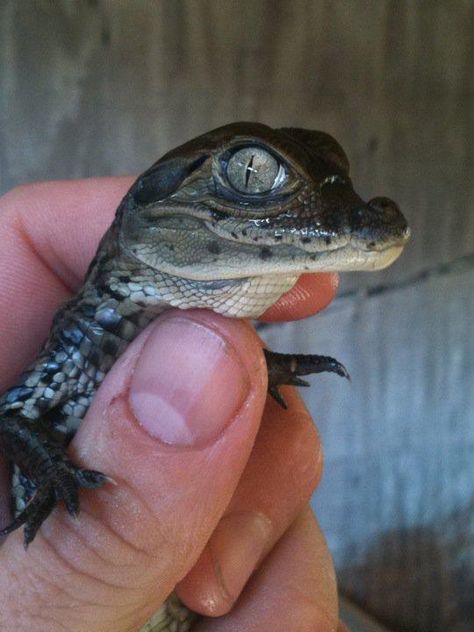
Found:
324,236 -> 332,245
300,236 -> 311,244
231,231 -> 238,239
207,241 -> 221,255
274,234 -> 283,241
242,228 -> 248,236
118,275 -> 130,283
367,241 -> 376,249
260,247 -> 273,260
211,210 -> 227,221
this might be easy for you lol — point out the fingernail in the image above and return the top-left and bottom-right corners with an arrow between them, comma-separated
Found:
209,512 -> 272,602
129,316 -> 250,446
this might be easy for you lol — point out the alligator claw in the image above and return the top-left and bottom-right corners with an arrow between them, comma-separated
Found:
264,349 -> 350,408
0,461 -> 107,547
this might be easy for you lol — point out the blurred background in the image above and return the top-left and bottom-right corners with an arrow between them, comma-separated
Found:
0,2 -> 472,630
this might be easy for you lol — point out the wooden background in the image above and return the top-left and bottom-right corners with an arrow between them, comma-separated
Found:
1,1 -> 472,630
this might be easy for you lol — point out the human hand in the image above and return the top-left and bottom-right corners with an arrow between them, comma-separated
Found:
0,180 -> 345,631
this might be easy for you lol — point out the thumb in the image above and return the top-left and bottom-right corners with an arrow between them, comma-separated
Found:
0,310 -> 267,632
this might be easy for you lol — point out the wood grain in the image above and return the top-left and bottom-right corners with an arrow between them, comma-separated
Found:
0,1 -> 472,629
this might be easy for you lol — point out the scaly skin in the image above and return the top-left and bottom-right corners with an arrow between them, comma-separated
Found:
0,123 -> 409,631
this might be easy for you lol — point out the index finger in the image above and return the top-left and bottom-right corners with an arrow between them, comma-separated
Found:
0,178 -> 128,389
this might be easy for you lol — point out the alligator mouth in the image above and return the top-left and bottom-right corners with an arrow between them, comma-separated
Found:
291,223 -> 410,272
200,242 -> 406,280
310,243 -> 405,271
126,210 -> 408,281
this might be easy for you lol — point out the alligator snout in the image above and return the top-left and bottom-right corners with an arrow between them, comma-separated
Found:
349,196 -> 410,251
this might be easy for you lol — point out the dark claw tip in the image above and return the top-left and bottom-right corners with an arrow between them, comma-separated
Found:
338,365 -> 351,381
67,507 -> 80,519
76,469 -> 109,489
269,386 -> 288,409
24,525 -> 40,548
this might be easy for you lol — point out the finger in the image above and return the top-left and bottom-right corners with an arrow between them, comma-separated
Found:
193,507 -> 339,631
261,272 -> 339,322
0,311 -> 268,631
0,179 -> 129,389
176,387 -> 323,616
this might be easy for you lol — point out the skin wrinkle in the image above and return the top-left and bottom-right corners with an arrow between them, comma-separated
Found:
7,556 -> 88,629
54,511 -> 123,567
22,482 -> 177,618
47,510 -> 150,570
63,499 -> 156,567
21,533 -> 155,631
75,461 -> 167,557
33,533 -> 129,603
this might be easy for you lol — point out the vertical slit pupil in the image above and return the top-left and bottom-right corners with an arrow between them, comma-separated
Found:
245,155 -> 255,188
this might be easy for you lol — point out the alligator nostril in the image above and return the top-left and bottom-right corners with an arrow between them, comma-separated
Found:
368,196 -> 400,216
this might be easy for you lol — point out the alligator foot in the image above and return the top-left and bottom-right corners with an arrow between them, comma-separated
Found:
264,349 -> 350,408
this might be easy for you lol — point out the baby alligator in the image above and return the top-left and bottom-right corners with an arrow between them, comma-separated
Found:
0,123 -> 409,631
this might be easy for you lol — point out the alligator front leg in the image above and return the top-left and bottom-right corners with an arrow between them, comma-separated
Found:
264,349 -> 350,408
0,416 -> 107,547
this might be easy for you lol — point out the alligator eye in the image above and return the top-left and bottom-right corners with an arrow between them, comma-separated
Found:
226,147 -> 285,194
